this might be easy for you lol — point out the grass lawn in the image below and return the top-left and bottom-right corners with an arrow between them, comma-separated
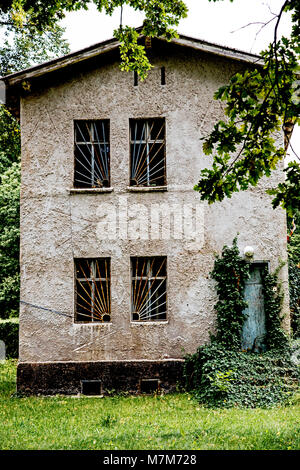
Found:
0,359 -> 299,450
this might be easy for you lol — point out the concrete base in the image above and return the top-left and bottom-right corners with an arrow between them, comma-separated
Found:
17,360 -> 185,396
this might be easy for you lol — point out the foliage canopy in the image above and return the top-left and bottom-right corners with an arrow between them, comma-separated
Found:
0,1 -> 187,80
2,0 -> 299,213
193,1 -> 299,216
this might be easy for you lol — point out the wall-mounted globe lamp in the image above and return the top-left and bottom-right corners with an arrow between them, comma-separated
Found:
244,246 -> 254,259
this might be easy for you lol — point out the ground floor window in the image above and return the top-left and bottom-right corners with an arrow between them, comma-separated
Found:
131,256 -> 167,322
74,258 -> 111,323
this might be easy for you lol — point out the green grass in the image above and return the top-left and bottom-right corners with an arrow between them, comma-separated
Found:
0,360 -> 299,450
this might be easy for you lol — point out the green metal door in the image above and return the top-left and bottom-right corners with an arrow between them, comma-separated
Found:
241,264 -> 266,352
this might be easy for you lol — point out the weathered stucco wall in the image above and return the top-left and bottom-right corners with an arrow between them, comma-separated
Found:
19,45 -> 289,363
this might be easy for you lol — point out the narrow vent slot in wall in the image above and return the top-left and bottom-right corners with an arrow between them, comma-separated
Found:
161,66 -> 166,85
134,71 -> 138,86
81,380 -> 102,396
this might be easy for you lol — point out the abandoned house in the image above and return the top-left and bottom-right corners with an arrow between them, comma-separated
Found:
2,32 -> 290,395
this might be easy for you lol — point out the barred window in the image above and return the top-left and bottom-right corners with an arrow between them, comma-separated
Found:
75,258 -> 111,323
74,120 -> 110,188
131,256 -> 167,321
130,118 -> 166,187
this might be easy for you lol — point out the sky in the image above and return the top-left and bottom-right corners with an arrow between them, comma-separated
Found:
60,0 -> 299,160
60,0 -> 292,54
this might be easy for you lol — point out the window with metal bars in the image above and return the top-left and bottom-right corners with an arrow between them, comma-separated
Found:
129,118 -> 166,187
74,120 -> 110,188
131,256 -> 167,322
74,258 -> 111,323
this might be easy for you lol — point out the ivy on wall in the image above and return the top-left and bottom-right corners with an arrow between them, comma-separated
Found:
261,263 -> 290,352
209,237 -> 250,350
288,211 -> 300,338
209,237 -> 289,352
289,262 -> 300,337
184,343 -> 298,408
183,237 -> 299,408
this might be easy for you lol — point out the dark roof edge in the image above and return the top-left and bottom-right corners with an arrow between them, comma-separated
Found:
172,34 -> 262,64
1,35 -> 121,86
1,30 -> 262,87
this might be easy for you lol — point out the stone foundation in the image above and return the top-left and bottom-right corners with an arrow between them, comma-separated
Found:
17,360 -> 184,396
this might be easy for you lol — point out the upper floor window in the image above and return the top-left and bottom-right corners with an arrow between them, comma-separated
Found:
75,258 -> 111,323
74,120 -> 110,188
129,118 -> 166,187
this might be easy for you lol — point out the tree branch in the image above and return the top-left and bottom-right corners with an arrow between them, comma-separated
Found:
230,18 -> 275,34
223,1 -> 292,175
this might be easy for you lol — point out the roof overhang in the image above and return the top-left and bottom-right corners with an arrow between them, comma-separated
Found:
1,31 -> 262,87
0,31 -> 262,116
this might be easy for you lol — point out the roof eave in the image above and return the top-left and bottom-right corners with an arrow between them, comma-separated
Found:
1,36 -> 121,87
1,32 -> 262,89
172,35 -> 262,66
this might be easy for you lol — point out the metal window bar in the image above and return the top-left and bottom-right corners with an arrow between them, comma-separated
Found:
74,120 -> 110,188
75,258 -> 111,323
130,119 -> 166,187
131,257 -> 167,321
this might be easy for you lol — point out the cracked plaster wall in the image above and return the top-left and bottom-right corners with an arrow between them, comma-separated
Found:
19,46 -> 289,363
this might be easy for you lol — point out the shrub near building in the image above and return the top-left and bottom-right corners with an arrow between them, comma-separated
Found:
0,318 -> 19,359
